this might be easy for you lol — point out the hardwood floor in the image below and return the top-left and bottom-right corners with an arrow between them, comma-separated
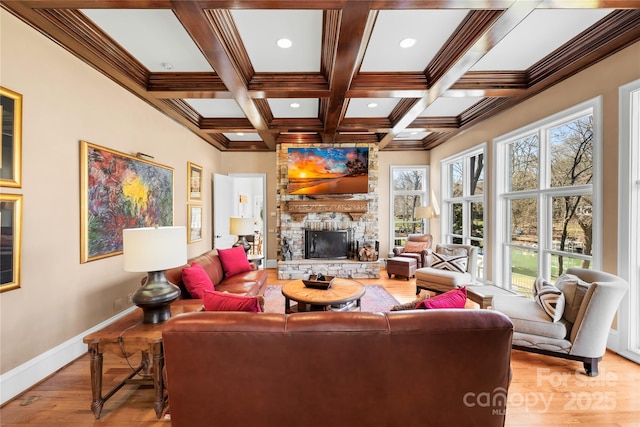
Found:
1,268 -> 639,426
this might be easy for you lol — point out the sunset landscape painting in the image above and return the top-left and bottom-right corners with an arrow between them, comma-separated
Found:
287,147 -> 369,195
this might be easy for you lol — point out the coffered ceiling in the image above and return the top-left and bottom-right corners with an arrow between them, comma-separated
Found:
3,1 -> 639,152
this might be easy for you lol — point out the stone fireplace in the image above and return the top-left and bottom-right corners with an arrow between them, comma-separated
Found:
276,143 -> 380,279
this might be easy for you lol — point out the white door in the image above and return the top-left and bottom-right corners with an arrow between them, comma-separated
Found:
213,173 -> 235,249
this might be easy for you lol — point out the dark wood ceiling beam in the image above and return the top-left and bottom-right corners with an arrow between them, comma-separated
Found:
381,140 -> 428,151
322,2 -> 376,143
528,9 -> 640,87
269,118 -> 324,132
248,73 -> 330,98
200,118 -> 254,131
379,0 -> 542,149
452,71 -> 528,90
225,140 -> 271,151
427,10 -> 502,84
335,133 -> 380,144
339,118 -> 393,133
206,9 -> 254,83
410,117 -> 460,131
276,133 -> 323,145
147,72 -> 229,98
174,1 -> 276,148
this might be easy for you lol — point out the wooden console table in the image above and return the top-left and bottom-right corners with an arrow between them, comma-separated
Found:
82,300 -> 202,419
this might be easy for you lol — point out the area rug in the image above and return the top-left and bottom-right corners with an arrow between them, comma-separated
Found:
262,285 -> 400,313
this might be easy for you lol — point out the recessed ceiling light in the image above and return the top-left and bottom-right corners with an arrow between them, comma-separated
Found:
237,132 -> 244,136
161,62 -> 174,70
399,38 -> 416,48
367,103 -> 378,108
290,102 -> 301,109
277,38 -> 292,49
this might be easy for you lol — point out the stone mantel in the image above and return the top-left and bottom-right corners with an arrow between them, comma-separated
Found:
285,199 -> 370,222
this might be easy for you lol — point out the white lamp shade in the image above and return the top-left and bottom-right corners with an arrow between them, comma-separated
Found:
229,217 -> 254,236
415,206 -> 434,219
122,226 -> 188,272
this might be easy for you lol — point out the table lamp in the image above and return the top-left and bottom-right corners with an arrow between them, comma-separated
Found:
123,226 -> 187,324
414,206 -> 435,234
229,217 -> 254,253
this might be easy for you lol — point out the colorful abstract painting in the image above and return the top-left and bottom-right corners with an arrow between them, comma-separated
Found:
80,141 -> 173,263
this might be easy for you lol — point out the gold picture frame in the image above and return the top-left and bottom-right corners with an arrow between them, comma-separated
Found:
187,162 -> 203,202
188,204 -> 203,243
80,141 -> 174,263
1,193 -> 23,292
1,86 -> 23,188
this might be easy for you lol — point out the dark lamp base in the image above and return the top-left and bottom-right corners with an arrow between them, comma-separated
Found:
132,270 -> 181,324
233,236 -> 251,254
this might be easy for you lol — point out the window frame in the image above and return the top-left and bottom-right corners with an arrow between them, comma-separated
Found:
617,78 -> 640,363
440,144 -> 487,283
493,97 -> 603,293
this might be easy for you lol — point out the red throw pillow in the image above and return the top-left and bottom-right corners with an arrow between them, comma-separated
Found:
417,286 -> 467,309
217,246 -> 252,277
203,290 -> 262,312
181,262 -> 215,299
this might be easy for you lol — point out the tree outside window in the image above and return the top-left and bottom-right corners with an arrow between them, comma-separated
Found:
498,106 -> 596,297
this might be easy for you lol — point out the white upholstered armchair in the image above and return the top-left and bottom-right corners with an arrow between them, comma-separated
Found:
415,243 -> 478,294
493,267 -> 628,376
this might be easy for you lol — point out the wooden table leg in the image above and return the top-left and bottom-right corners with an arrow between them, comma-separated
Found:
87,344 -> 104,419
151,342 -> 166,419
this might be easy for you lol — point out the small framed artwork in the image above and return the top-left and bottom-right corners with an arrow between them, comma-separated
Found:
188,204 -> 203,243
188,162 -> 203,202
1,86 -> 23,188
1,193 -> 23,292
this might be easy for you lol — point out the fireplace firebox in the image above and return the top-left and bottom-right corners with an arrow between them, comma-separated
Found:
305,229 -> 352,260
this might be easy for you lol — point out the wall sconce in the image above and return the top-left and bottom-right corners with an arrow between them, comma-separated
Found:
122,226 -> 187,324
229,217 -> 254,253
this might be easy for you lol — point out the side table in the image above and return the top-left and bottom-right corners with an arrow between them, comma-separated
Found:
82,300 -> 202,419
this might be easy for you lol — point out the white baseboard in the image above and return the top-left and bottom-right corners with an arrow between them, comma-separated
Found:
0,306 -> 136,406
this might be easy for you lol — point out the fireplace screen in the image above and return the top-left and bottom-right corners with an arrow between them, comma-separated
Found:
305,230 -> 351,259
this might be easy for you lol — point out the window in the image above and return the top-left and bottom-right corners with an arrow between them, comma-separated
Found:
390,166 -> 429,247
441,145 -> 486,282
495,99 -> 601,297
617,79 -> 640,363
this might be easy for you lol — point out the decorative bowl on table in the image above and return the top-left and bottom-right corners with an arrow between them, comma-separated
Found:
302,275 -> 335,289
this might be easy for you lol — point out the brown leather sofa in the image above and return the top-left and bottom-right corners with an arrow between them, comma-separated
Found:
163,249 -> 268,298
163,310 -> 513,427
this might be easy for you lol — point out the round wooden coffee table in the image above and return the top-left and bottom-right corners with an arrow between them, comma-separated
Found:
282,278 -> 365,313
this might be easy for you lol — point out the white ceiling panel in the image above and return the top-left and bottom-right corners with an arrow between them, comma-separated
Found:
231,10 -> 322,72
346,98 -> 401,118
419,97 -> 484,117
394,131 -> 431,140
223,133 -> 263,141
361,10 -> 469,72
267,98 -> 319,118
81,9 -> 213,72
185,99 -> 245,118
471,9 -> 614,71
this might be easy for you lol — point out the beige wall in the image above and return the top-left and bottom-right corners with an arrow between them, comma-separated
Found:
427,40 -> 640,279
0,11 -> 221,373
